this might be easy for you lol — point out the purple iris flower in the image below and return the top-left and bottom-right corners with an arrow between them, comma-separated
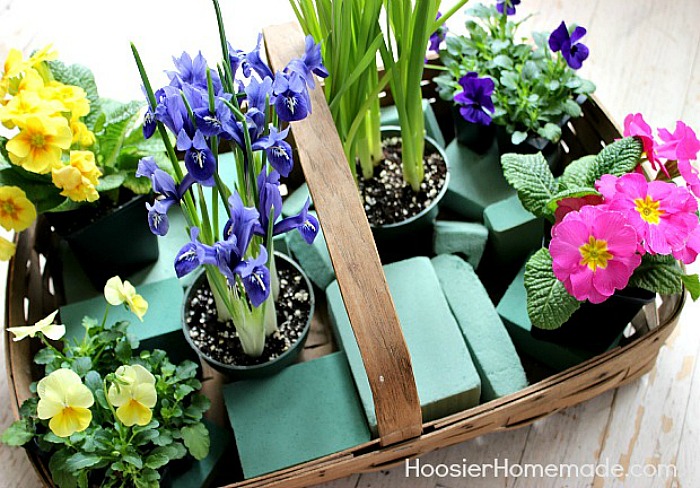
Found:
194,97 -> 234,138
245,34 -> 274,80
223,192 -> 259,255
272,71 -> 310,122
496,0 -> 520,16
167,51 -> 223,94
136,156 -> 194,236
228,42 -> 248,79
176,130 -> 217,184
549,22 -> 590,70
254,169 -> 319,244
252,126 -> 294,177
454,72 -> 495,126
287,35 -> 329,89
155,86 -> 195,137
174,227 -> 206,278
238,246 -> 271,307
428,12 -> 447,54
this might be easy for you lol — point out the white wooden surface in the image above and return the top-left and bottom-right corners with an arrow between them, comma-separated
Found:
1,1 -> 699,487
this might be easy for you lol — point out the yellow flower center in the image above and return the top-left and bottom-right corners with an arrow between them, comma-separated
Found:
31,132 -> 46,148
634,196 -> 664,224
579,236 -> 613,271
1,200 -> 18,219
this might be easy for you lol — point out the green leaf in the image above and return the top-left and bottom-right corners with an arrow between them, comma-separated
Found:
628,254 -> 683,295
115,340 -> 132,363
524,248 -> 581,330
175,361 -> 199,380
65,452 -> 102,472
562,99 -> 583,117
174,384 -> 195,401
122,172 -> 153,195
49,450 -> 78,488
145,452 -> 171,470
96,173 -> 126,192
511,130 -> 528,145
72,357 -> 92,376
592,137 -> 644,181
559,155 -> 597,190
537,123 -> 562,143
123,453 -> 143,469
545,188 -> 601,215
491,54 -> 513,70
181,423 -> 210,460
34,347 -> 60,365
500,71 -> 519,90
47,60 -> 101,129
150,443 -> 187,462
96,100 -> 144,168
1,419 -> 34,446
501,153 -> 556,218
682,274 -> 700,300
82,316 -> 99,331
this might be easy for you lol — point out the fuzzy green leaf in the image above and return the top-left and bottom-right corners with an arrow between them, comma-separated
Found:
561,99 -> 583,117
524,248 -> 581,330
1,419 -> 34,446
592,137 -> 644,180
559,155 -> 597,190
501,153 -> 556,218
628,254 -> 683,295
681,274 -> 700,300
181,423 -> 210,460
96,100 -> 144,169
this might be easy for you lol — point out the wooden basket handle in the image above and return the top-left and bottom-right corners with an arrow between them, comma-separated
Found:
263,22 -> 423,446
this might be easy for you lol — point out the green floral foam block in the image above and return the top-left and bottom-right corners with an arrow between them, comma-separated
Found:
326,257 -> 481,436
223,352 -> 371,479
433,220 -> 489,269
282,182 -> 312,218
60,277 -> 196,364
380,99 -> 446,148
483,193 -> 543,268
431,255 -> 528,402
442,139 -> 514,220
496,264 -> 616,372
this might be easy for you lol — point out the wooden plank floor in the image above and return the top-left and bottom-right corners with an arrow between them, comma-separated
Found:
1,1 -> 699,487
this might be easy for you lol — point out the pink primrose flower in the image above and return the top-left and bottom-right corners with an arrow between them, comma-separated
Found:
550,205 -> 641,304
656,121 -> 700,197
624,113 -> 662,172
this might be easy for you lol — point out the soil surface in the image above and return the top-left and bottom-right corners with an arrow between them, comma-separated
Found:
185,258 -> 312,366
358,136 -> 447,226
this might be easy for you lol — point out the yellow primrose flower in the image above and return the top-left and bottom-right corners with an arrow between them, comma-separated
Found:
6,115 -> 72,173
0,186 -> 37,232
107,364 -> 157,427
0,236 -> 16,260
42,82 -> 89,119
28,44 -> 58,67
70,120 -> 96,147
51,151 -> 101,202
37,368 -> 94,438
2,48 -> 30,80
104,276 -> 149,321
0,89 -> 64,129
7,310 -> 65,341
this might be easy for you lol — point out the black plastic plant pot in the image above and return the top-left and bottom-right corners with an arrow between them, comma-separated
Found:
530,287 -> 656,354
181,252 -> 314,380
46,192 -> 159,289
371,126 -> 450,262
451,104 -> 496,154
495,125 -> 563,172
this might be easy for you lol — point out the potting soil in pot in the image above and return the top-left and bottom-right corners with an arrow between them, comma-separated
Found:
185,259 -> 312,366
358,136 -> 447,226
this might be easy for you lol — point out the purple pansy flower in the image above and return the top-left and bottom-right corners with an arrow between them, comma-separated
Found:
176,129 -> 217,184
549,22 -> 590,70
252,126 -> 294,177
428,12 -> 447,54
272,71 -> 310,122
454,72 -> 495,126
496,0 -> 520,16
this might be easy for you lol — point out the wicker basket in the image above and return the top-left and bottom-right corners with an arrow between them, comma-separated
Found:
3,22 -> 685,488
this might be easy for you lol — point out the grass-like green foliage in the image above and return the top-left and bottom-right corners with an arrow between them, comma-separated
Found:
435,3 -> 595,146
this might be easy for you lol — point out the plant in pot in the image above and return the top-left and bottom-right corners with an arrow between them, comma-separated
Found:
434,2 -> 596,164
291,0 -> 466,259
0,45 -> 166,286
501,114 -> 700,355
131,0 -> 321,377
1,277 -> 211,488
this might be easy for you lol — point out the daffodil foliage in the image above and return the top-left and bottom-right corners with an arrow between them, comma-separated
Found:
1,307 -> 209,488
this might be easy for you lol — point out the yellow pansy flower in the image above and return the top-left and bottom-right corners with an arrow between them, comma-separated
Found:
0,236 -> 16,261
51,151 -> 101,203
107,364 -> 157,427
7,310 -> 65,341
37,368 -> 94,438
0,186 -> 37,232
6,115 -> 72,173
104,276 -> 149,321
70,120 -> 96,147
